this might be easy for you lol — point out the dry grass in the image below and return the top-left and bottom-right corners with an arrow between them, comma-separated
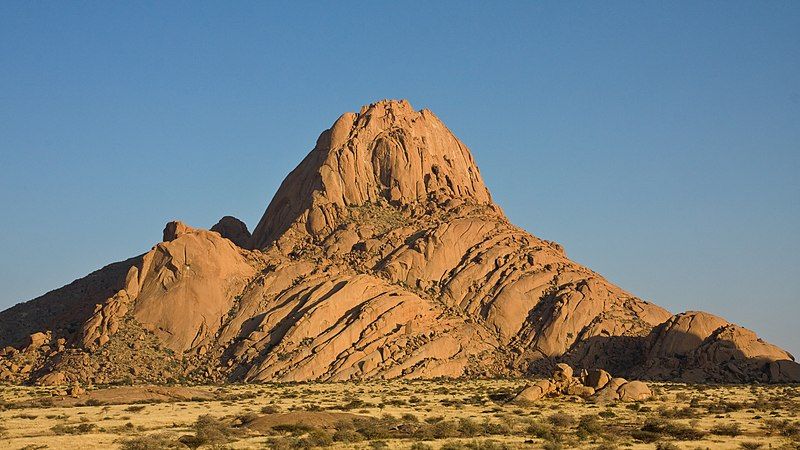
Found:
0,380 -> 797,449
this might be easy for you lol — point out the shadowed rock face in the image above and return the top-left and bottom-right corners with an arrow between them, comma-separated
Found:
1,99 -> 797,385
211,216 -> 252,249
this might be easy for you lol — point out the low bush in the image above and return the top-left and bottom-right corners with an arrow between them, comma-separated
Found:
260,404 -> 280,414
527,420 -> 560,441
120,434 -> 178,450
577,414 -> 603,438
636,417 -> 705,441
654,443 -> 680,450
547,412 -> 576,428
178,414 -> 239,448
710,422 -> 742,436
51,423 -> 97,435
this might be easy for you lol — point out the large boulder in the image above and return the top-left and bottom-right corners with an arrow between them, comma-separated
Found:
584,368 -> 612,390
513,380 -> 557,403
593,377 -> 628,402
25,332 -> 50,352
565,384 -> 595,397
618,381 -> 651,402
131,222 -> 256,352
648,311 -> 729,357
38,371 -> 67,386
769,360 -> 800,383
553,363 -> 573,383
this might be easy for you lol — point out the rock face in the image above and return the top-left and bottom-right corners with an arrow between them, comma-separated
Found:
637,311 -> 798,383
0,99 -> 797,385
250,100 -> 492,249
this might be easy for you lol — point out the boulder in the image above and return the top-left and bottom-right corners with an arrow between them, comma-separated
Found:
162,220 -> 190,242
593,377 -> 628,403
617,381 -> 651,402
769,360 -> 800,383
642,311 -> 800,382
26,332 -> 50,352
68,383 -> 85,397
38,371 -> 67,386
513,380 -> 556,403
584,368 -> 612,390
553,363 -> 573,382
565,384 -> 595,397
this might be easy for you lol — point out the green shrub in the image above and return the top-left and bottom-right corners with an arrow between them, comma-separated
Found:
640,417 -> 705,440
332,427 -> 364,443
593,442 -> 618,450
50,423 -> 97,435
178,414 -> 238,448
260,404 -> 280,414
710,422 -> 742,436
272,423 -> 314,435
410,443 -> 433,450
655,443 -> 680,450
301,429 -> 333,447
547,412 -> 576,428
543,440 -> 564,450
120,434 -> 178,450
577,414 -> 603,437
527,421 -> 559,441
630,430 -> 660,443
458,417 -> 482,437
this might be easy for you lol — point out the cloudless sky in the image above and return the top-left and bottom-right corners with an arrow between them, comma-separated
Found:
1,2 -> 798,354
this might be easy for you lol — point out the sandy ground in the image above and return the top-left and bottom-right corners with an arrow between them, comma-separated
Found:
0,380 -> 797,449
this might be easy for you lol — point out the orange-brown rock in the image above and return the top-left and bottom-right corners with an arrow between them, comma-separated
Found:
648,311 -> 730,358
637,311 -> 798,383
617,380 -> 651,402
25,332 -> 50,352
131,222 -> 256,352
513,379 -> 557,403
584,368 -> 612,390
250,99 -> 493,249
0,99 -> 796,385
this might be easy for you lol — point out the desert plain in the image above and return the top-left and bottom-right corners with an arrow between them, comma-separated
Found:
1,379 -> 798,450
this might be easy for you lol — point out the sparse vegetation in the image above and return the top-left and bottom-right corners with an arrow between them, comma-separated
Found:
711,422 -> 743,436
0,381 -> 795,449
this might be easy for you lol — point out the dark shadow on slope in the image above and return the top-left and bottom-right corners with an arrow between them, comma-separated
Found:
0,255 -> 142,348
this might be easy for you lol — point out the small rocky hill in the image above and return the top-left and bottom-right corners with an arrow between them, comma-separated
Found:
1,100 -> 797,385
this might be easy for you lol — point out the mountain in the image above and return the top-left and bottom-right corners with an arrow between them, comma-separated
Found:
1,99 -> 798,385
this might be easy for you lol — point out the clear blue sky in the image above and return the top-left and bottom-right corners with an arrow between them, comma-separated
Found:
1,2 -> 798,354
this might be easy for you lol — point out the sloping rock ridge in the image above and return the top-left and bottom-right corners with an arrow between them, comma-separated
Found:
1,99 -> 797,385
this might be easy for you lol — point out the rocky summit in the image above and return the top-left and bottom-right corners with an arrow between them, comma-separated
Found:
1,99 -> 798,386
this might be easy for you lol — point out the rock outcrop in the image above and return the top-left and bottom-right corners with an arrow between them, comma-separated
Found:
211,216 -> 252,249
0,99 -> 796,385
636,311 -> 799,383
512,363 -> 652,403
